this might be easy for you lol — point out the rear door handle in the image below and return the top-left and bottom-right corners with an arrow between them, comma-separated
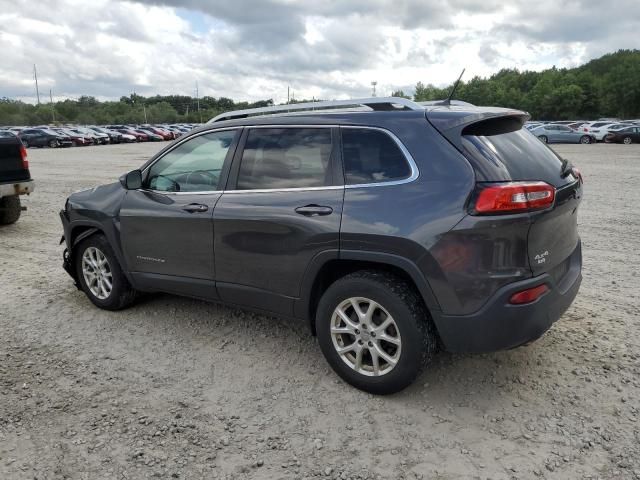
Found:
295,204 -> 333,216
182,203 -> 209,213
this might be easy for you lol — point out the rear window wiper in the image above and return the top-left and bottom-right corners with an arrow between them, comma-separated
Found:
560,158 -> 574,178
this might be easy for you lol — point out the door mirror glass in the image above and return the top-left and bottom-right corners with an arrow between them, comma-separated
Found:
121,169 -> 142,190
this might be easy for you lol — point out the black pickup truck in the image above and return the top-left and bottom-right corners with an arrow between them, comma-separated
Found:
0,130 -> 35,224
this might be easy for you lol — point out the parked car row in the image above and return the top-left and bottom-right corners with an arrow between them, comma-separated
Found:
525,119 -> 640,144
0,124 -> 198,148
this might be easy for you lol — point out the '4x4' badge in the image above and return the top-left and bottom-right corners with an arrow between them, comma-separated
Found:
534,251 -> 549,264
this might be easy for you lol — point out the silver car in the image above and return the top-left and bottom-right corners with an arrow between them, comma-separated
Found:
530,124 -> 594,144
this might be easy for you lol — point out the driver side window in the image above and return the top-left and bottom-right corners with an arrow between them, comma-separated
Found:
147,130 -> 237,192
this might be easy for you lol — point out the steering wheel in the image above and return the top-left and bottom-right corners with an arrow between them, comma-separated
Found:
184,170 -> 218,189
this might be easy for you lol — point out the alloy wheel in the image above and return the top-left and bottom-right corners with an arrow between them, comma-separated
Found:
330,297 -> 402,377
81,247 -> 113,300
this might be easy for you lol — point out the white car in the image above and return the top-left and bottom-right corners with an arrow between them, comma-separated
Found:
579,121 -> 634,141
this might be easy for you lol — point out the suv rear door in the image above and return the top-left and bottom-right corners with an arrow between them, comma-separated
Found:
428,110 -> 582,278
460,122 -> 581,275
213,126 -> 343,316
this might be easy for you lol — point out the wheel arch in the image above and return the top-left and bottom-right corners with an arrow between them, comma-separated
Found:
297,250 -> 442,335
66,221 -> 134,285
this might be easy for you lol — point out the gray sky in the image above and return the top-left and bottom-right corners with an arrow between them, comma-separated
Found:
1,0 -> 638,104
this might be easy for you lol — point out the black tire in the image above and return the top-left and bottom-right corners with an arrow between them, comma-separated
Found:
623,136 -> 632,145
22,139 -> 29,148
74,233 -> 136,310
48,139 -> 58,148
0,196 -> 21,225
315,270 -> 437,394
580,135 -> 591,144
539,135 -> 548,143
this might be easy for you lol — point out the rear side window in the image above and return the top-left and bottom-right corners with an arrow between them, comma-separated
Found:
461,125 -> 573,188
236,128 -> 332,190
341,128 -> 411,185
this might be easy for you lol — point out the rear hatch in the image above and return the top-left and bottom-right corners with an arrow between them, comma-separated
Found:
426,106 -> 582,277
0,134 -> 30,183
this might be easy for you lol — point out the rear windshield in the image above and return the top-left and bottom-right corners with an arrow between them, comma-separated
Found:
461,127 -> 572,188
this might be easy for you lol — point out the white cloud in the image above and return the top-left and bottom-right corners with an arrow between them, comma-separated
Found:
0,0 -> 638,104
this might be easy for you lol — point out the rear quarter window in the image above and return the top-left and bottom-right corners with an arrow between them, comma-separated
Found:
341,128 -> 411,185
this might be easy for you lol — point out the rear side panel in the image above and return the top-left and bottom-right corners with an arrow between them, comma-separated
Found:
339,115 -> 476,313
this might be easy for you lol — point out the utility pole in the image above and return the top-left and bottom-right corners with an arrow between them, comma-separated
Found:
287,86 -> 290,104
49,89 -> 55,123
33,64 -> 41,105
143,103 -> 148,123
196,81 -> 202,123
371,81 -> 377,97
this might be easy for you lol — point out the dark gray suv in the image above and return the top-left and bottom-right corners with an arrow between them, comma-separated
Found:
60,97 -> 583,394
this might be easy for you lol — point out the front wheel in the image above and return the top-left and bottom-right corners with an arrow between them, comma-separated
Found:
539,135 -> 548,144
48,139 -> 58,148
623,136 -> 632,145
316,271 -> 437,394
75,234 -> 136,310
580,135 -> 591,144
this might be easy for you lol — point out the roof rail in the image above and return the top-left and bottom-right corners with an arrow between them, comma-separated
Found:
207,97 -> 425,123
418,100 -> 475,107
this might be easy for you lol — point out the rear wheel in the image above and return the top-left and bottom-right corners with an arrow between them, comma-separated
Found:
580,135 -> 591,144
539,135 -> 548,144
623,136 -> 632,145
21,140 -> 29,148
316,270 -> 437,394
0,196 -> 21,225
75,234 -> 136,310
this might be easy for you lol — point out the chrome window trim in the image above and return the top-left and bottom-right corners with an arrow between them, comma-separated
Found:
340,126 -> 419,189
141,127 -> 239,195
139,125 -> 419,196
223,125 -> 419,194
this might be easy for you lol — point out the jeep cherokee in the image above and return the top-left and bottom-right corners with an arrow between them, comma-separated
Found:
60,97 -> 583,394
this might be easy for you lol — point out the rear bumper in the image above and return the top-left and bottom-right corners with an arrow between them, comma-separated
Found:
434,241 -> 582,353
0,179 -> 35,198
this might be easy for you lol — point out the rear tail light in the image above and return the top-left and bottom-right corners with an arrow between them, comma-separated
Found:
473,181 -> 555,214
19,144 -> 28,169
509,284 -> 549,304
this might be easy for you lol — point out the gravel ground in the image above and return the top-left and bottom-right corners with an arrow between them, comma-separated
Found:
1,142 -> 639,480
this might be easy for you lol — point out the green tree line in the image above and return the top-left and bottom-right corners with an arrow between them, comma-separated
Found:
0,94 -> 274,127
410,49 -> 640,120
1,49 -> 639,126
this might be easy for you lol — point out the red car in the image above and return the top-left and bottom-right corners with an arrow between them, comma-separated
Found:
54,128 -> 94,146
143,126 -> 174,140
116,128 -> 148,142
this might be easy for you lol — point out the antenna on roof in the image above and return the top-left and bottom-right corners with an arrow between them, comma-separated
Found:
439,68 -> 465,106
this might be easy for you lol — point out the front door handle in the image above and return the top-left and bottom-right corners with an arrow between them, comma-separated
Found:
182,203 -> 209,213
295,204 -> 333,216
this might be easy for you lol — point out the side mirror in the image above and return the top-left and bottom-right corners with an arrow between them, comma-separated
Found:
120,169 -> 142,190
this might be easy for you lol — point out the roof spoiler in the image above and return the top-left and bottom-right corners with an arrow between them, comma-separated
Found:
426,107 -> 530,144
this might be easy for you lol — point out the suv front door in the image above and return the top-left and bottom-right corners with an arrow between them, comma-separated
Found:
213,126 -> 343,316
119,129 -> 240,299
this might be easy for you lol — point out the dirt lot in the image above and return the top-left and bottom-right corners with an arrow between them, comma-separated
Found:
1,142 -> 639,480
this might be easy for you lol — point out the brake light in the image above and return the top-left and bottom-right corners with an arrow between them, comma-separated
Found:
474,182 -> 555,214
509,284 -> 549,304
19,144 -> 28,169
